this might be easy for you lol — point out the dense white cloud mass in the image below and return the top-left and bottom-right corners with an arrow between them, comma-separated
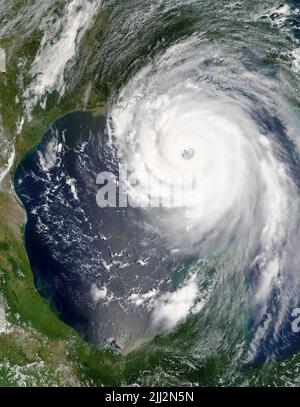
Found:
108,33 -> 300,358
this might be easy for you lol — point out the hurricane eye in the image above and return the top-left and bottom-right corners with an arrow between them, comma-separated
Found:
181,147 -> 194,160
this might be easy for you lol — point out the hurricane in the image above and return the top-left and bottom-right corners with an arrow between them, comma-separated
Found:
105,3 -> 300,364
8,0 -> 300,386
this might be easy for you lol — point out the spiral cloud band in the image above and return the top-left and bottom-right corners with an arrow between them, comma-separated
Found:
107,35 -> 300,361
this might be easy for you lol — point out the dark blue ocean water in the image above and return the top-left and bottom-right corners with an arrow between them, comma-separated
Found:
15,112 -> 186,345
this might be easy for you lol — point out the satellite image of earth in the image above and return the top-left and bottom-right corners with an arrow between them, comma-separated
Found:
2,0 -> 300,388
